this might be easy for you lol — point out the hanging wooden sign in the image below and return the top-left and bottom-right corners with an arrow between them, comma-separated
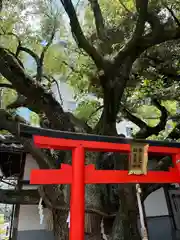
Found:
129,143 -> 149,175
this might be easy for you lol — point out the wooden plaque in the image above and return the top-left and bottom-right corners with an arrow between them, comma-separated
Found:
129,143 -> 149,175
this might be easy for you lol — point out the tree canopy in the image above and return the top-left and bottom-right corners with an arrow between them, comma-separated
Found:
0,0 -> 180,239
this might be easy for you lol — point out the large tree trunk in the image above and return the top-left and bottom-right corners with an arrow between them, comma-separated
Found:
101,152 -> 141,240
52,210 -> 103,240
52,209 -> 69,240
110,185 -> 141,240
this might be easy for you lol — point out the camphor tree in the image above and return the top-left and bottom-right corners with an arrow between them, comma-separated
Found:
1,0 -> 180,239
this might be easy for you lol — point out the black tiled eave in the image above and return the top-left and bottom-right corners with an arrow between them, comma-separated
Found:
0,143 -> 24,153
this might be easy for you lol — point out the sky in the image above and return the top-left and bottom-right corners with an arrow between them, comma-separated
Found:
17,107 -> 31,122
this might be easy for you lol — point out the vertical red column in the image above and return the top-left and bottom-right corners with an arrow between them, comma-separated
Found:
70,145 -> 85,240
173,154 -> 180,175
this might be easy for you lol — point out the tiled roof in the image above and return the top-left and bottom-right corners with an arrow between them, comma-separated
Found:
0,135 -> 25,177
0,134 -> 24,152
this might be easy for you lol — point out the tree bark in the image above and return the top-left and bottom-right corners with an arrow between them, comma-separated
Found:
53,209 -> 69,240
110,185 -> 141,240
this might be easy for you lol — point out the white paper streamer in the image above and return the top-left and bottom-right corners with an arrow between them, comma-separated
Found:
38,198 -> 44,225
66,212 -> 70,228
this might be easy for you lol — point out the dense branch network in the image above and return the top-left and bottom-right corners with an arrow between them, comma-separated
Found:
60,0 -> 106,70
122,102 -> 168,137
88,0 -> 106,41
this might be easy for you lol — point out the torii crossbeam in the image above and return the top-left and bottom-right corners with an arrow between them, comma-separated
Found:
27,127 -> 180,240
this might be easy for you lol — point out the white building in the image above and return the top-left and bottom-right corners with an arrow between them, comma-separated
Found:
51,80 -> 77,112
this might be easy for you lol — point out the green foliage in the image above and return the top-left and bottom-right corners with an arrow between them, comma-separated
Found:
84,0 -> 135,30
74,99 -> 102,127
29,112 -> 40,126
68,53 -> 102,99
0,77 -> 17,108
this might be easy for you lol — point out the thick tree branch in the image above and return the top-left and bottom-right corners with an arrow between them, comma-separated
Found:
0,29 -> 39,62
37,21 -> 56,81
0,47 -> 72,130
0,189 -> 39,205
88,0 -> 106,40
146,55 -> 180,82
60,0 -> 106,70
167,122 -> 180,140
13,29 -> 55,82
0,78 -> 91,134
166,6 -> 180,28
108,9 -> 180,82
7,94 -> 27,109
149,98 -> 169,130
90,11 -> 180,65
139,27 -> 180,58
122,99 -> 168,139
89,27 -> 124,49
0,83 -> 14,89
40,74 -> 64,105
86,105 -> 103,124
113,0 -> 149,68
66,112 -> 92,133
121,105 -> 147,130
119,0 -> 132,13
146,11 -> 163,37
19,46 -> 40,67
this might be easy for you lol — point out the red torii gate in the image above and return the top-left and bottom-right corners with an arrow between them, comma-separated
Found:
29,131 -> 180,240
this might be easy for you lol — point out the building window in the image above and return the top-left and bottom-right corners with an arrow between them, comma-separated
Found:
126,127 -> 133,137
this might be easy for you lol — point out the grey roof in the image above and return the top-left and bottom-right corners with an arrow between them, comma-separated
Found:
0,134 -> 24,152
